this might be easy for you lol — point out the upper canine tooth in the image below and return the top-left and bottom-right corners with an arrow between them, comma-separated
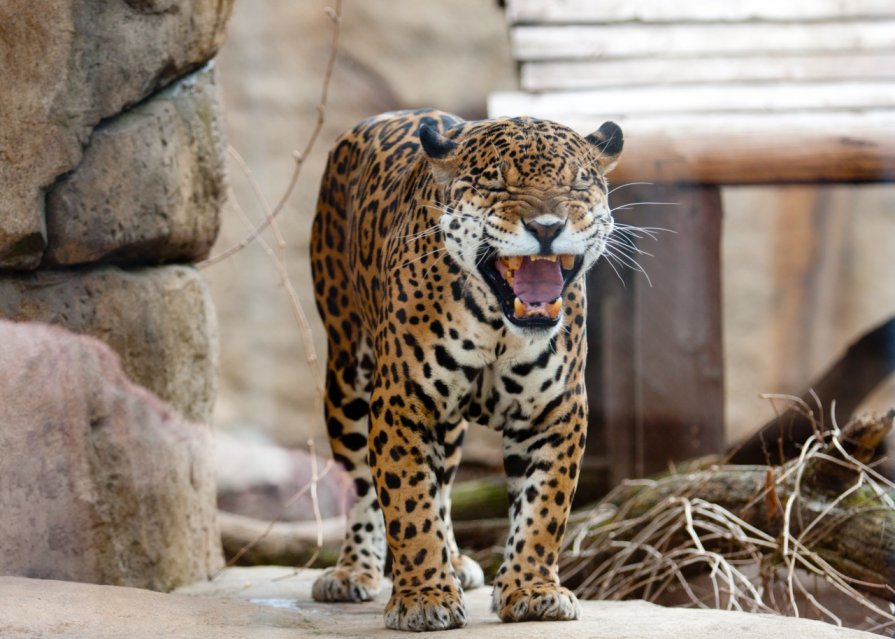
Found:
504,256 -> 522,270
560,254 -> 576,270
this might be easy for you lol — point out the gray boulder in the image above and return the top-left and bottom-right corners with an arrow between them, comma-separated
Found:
44,65 -> 226,267
0,320 -> 223,591
0,0 -> 234,269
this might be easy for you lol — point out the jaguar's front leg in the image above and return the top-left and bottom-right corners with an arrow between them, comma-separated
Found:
368,387 -> 467,631
492,388 -> 586,623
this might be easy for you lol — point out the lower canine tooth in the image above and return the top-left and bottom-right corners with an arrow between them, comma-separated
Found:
514,297 -> 526,318
547,298 -> 562,319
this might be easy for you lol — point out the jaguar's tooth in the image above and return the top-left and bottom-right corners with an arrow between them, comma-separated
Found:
547,298 -> 562,320
560,254 -> 576,270
514,297 -> 526,318
531,255 -> 557,262
504,256 -> 522,270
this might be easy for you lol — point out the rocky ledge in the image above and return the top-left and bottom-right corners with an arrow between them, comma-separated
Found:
0,566 -> 877,639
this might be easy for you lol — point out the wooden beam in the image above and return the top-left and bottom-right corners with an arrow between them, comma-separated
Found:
485,101 -> 895,184
594,184 -> 725,484
520,54 -> 895,91
511,22 -> 895,61
506,0 -> 895,25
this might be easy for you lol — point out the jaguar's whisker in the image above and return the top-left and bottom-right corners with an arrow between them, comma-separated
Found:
610,201 -> 679,213
608,181 -> 655,195
603,247 -> 653,287
401,246 -> 449,269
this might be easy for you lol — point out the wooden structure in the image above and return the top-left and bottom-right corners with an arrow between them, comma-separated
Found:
489,0 -> 895,495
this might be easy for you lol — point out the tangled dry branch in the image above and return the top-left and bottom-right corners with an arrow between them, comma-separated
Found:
561,409 -> 895,634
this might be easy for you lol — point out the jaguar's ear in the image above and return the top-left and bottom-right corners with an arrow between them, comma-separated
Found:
419,123 -> 458,184
585,121 -> 624,174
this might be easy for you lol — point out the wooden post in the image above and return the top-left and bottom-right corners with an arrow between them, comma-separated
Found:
587,183 -> 725,487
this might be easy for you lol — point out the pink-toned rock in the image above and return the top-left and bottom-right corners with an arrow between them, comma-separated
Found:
0,320 -> 223,591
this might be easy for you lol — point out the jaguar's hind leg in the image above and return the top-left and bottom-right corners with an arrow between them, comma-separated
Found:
311,336 -> 386,603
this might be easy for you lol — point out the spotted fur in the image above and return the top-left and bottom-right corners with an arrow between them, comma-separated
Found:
309,109 -> 623,631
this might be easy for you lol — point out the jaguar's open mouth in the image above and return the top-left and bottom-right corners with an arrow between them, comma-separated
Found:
478,252 -> 584,328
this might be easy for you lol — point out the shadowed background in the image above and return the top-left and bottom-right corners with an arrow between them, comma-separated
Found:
208,0 -> 895,466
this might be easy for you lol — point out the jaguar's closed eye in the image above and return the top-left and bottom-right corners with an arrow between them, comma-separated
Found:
571,177 -> 592,191
478,180 -> 505,192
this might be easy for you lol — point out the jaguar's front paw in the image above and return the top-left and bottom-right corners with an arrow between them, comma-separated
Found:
452,554 -> 485,591
311,566 -> 382,602
492,582 -> 582,623
384,586 -> 468,631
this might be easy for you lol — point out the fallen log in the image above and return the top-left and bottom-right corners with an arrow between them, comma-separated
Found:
217,511 -> 343,567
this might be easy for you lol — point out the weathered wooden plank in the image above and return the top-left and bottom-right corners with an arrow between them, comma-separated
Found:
591,254 -> 639,483
596,184 -> 725,483
491,82 -> 895,117
521,53 -> 895,91
580,271 -> 613,503
485,99 -> 895,184
511,22 -> 895,61
507,0 -> 895,25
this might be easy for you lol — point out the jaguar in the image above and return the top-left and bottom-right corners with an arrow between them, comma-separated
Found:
309,108 -> 623,631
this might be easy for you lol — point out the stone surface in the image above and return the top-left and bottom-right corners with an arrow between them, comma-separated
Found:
0,566 -> 878,638
44,65 -> 226,266
0,0 -> 234,269
0,320 -> 223,591
0,265 -> 218,423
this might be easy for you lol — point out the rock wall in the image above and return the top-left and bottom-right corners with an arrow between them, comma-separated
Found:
0,1 -> 233,589
0,0 -> 233,423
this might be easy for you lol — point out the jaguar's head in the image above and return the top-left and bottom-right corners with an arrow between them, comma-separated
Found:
420,116 -> 623,334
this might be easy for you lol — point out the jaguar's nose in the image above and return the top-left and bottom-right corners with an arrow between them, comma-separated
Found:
524,219 -> 565,253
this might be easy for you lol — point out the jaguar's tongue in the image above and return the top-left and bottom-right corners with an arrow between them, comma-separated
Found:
513,257 -> 564,304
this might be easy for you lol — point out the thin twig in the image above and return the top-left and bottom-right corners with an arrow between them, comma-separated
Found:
200,0 -> 343,268
217,459 -> 335,573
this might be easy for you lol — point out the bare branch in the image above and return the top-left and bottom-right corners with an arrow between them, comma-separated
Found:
200,0 -> 344,268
